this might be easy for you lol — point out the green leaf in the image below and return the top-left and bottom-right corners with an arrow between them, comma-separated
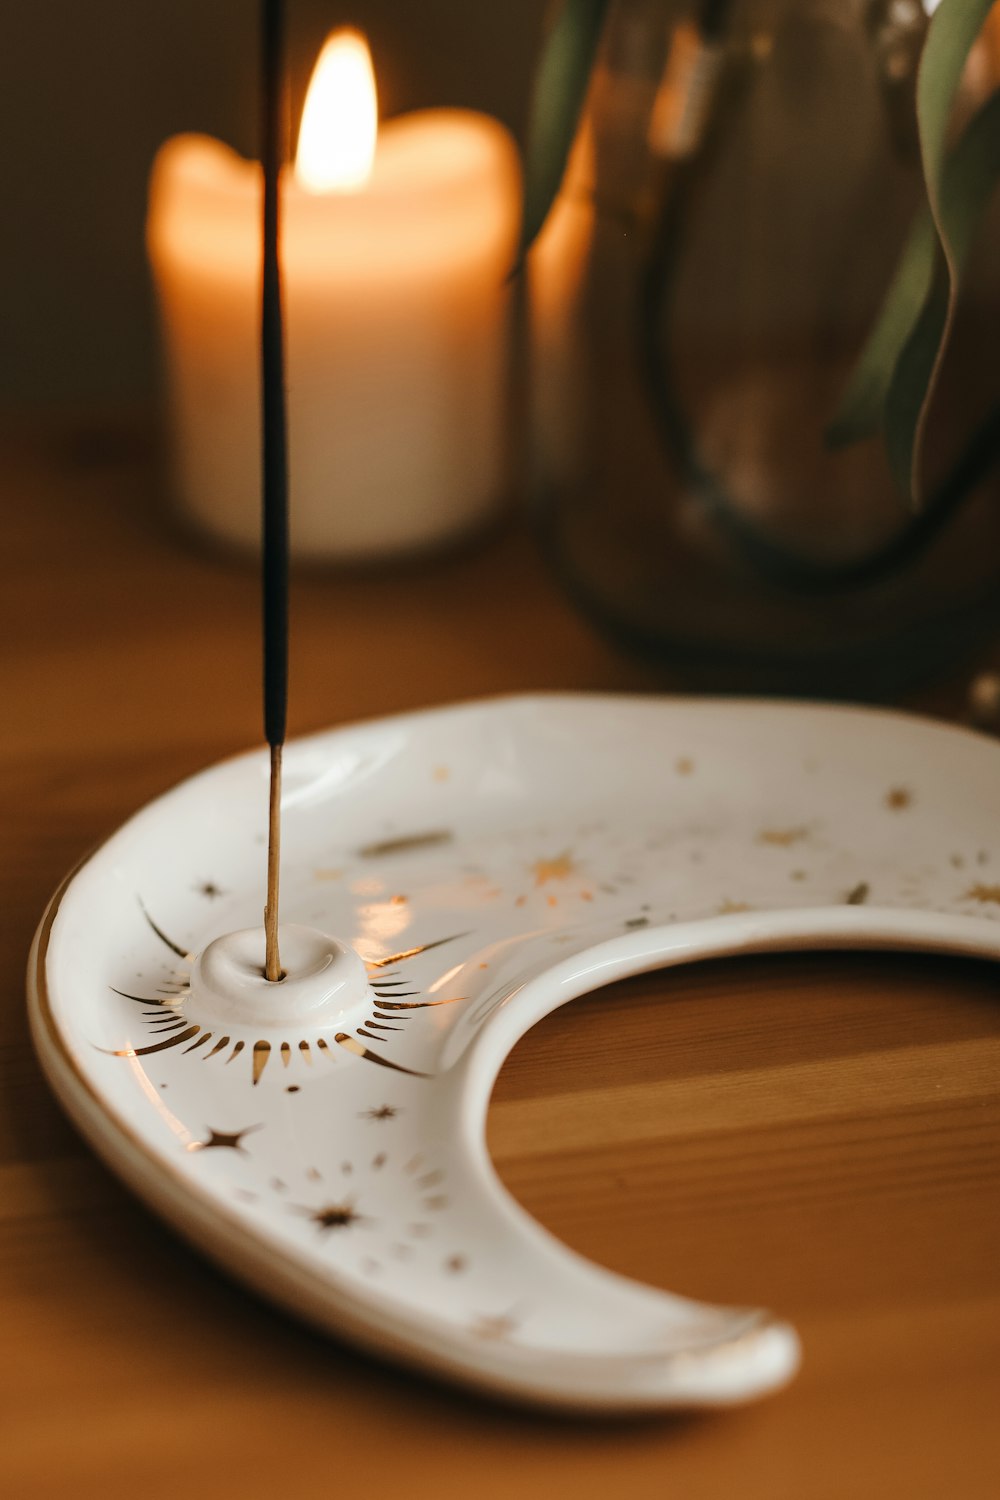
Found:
828,87 -> 1000,455
886,82 -> 1000,501
516,0 -> 610,268
827,0 -> 1000,506
825,208 -> 938,449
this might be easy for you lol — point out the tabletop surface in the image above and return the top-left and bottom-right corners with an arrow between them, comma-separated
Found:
2,416 -> 998,1500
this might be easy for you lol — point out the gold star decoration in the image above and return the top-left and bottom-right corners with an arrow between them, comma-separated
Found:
310,1202 -> 365,1232
192,1125 -> 259,1153
361,1105 -> 399,1121
530,851 -> 577,886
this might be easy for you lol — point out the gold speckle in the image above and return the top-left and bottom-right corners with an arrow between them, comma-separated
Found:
470,1313 -> 518,1343
718,899 -> 751,914
432,766 -> 450,783
445,1254 -> 467,1274
390,894 -> 408,906
845,881 -> 870,906
194,880 -> 226,900
359,830 -> 452,859
675,757 -> 695,775
757,827 -> 809,847
965,883 -> 1000,905
531,852 -> 577,886
791,870 -> 808,882
547,894 -> 558,908
885,787 -> 913,811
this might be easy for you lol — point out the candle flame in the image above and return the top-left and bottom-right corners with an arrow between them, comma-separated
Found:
295,29 -> 378,193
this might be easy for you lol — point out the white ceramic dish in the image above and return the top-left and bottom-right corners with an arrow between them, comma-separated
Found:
27,694 -> 1000,1411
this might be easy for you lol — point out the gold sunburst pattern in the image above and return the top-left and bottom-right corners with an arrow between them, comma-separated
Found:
258,1146 -> 463,1281
107,909 -> 469,1087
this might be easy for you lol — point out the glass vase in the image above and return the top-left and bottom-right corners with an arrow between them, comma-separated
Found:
529,0 -> 1000,697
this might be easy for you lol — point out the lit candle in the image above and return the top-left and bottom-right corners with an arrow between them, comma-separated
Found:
147,30 -> 520,561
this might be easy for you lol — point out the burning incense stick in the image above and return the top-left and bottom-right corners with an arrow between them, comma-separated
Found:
261,0 -> 288,983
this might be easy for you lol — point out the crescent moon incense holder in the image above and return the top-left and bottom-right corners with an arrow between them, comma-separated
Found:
28,694 -> 1000,1410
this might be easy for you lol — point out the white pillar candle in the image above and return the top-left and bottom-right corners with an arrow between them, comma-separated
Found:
147,30 -> 521,562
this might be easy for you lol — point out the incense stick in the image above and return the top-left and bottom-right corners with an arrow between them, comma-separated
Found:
264,742 -> 283,980
261,0 -> 288,983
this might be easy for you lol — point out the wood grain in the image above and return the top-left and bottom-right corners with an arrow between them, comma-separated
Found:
1,416 -> 997,1499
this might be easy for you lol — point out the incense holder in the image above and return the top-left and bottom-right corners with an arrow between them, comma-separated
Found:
27,694 -> 1000,1411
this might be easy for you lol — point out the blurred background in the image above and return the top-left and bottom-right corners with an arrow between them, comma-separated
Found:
0,0 -> 541,412
4,0 -> 999,699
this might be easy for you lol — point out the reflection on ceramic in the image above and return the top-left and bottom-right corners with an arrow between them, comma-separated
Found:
27,694 -> 1000,1411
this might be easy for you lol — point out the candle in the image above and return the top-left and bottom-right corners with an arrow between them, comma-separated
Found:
147,30 -> 521,561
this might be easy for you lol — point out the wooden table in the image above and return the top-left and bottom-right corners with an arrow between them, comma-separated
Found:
2,416 -> 998,1499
